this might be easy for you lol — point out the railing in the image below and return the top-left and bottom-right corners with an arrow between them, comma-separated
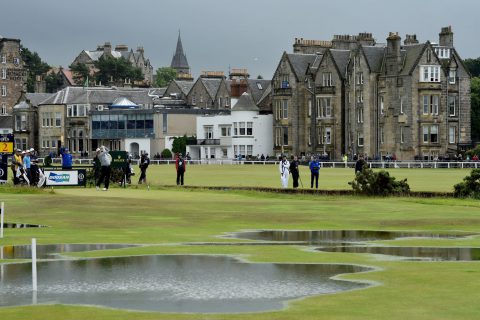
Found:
196,139 -> 220,145
32,158 -> 480,169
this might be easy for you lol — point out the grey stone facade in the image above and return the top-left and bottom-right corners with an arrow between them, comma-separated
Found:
272,26 -> 471,160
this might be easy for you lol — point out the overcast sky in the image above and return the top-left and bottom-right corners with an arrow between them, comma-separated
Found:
1,0 -> 479,80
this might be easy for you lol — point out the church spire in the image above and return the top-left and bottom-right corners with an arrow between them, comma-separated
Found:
170,30 -> 190,75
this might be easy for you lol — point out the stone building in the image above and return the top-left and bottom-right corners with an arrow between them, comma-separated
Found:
186,72 -> 227,108
272,26 -> 471,160
0,37 -> 26,121
164,80 -> 195,101
71,42 -> 154,86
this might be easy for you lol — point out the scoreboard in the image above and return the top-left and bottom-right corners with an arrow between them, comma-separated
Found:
0,134 -> 14,154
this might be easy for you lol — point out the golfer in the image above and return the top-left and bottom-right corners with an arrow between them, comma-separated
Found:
96,146 -> 112,191
279,155 -> 290,188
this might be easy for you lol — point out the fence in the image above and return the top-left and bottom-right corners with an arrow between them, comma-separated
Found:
37,158 -> 480,169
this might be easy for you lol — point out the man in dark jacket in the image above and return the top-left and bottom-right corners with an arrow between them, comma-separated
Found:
309,156 -> 320,189
138,153 -> 150,184
355,155 -> 367,174
176,153 -> 186,185
289,155 -> 300,188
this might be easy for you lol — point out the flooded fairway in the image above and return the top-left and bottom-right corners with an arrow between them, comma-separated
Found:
1,244 -> 137,259
0,255 -> 372,313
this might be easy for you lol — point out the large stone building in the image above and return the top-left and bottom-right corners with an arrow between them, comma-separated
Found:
272,26 -> 471,160
71,42 -> 154,86
0,37 -> 26,123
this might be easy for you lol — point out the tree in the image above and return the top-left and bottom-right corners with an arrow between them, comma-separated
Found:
464,58 -> 480,77
454,169 -> 480,199
20,46 -> 50,92
155,67 -> 177,87
171,135 -> 187,155
161,148 -> 172,159
94,56 -> 143,85
349,167 -> 410,196
472,77 -> 480,142
256,75 -> 264,79
44,72 -> 63,93
69,63 -> 90,86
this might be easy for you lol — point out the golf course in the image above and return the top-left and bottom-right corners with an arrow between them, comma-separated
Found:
1,165 -> 479,319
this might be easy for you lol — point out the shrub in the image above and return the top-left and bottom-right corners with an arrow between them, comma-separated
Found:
349,167 -> 410,196
453,169 -> 480,199
161,148 -> 172,159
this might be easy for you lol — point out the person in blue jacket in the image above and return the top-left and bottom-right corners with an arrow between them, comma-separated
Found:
309,155 -> 321,189
60,147 -> 73,170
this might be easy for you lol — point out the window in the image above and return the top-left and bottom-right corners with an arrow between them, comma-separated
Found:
15,114 -> 27,131
1,104 -> 6,115
318,97 -> 332,118
55,112 -> 61,127
200,94 -> 203,103
275,127 -> 281,146
192,94 -> 196,105
247,145 -> 253,156
220,126 -> 231,137
449,69 -> 456,84
281,74 -> 290,88
246,122 -> 253,135
1,55 -> 5,64
15,138 -> 27,151
435,47 -> 450,59
239,145 -> 245,157
400,127 -> 405,144
204,126 -> 213,139
239,122 -> 246,135
222,148 -> 228,158
1,68 -> 5,79
380,126 -> 384,144
234,145 -> 238,156
400,97 -> 404,114
1,85 -> 6,97
308,99 -> 312,117
422,95 -> 439,115
256,82 -> 263,90
420,66 -> 441,82
325,127 -> 331,144
448,96 -> 456,116
423,125 -> 439,143
380,96 -> 384,115
308,128 -> 311,146
357,133 -> 364,147
283,127 -> 288,146
322,72 -> 332,86
357,72 -> 364,85
233,122 -> 238,135
282,100 -> 288,119
449,126 -> 456,144
357,108 -> 364,123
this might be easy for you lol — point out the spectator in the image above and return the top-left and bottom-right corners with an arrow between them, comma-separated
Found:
176,153 -> 186,185
60,147 -> 73,170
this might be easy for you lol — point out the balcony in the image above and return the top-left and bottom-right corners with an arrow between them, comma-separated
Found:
315,86 -> 335,94
196,139 -> 220,145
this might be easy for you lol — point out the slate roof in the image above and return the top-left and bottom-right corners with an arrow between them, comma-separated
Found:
400,43 -> 427,75
247,79 -> 271,103
362,46 -> 385,73
39,87 -> 155,106
13,101 -> 30,109
286,53 -> 317,81
26,93 -> 54,107
330,50 -> 351,78
170,33 -> 189,70
231,92 -> 259,112
201,78 -> 222,99
85,50 -> 103,61
111,97 -> 138,108
174,80 -> 194,95
257,83 -> 272,106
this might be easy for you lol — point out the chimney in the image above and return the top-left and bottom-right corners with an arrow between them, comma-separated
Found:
103,42 -> 112,54
136,46 -> 144,54
386,32 -> 402,75
404,34 -> 419,45
439,26 -> 453,47
115,44 -> 129,52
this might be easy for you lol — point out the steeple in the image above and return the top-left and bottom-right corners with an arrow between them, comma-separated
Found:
170,31 -> 190,75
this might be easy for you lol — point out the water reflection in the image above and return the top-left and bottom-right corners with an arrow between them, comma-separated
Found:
230,230 -> 474,244
318,246 -> 480,261
0,255 -> 371,313
0,244 -> 137,259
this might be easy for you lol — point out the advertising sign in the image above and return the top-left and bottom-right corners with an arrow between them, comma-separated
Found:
44,169 -> 86,186
0,157 -> 7,183
110,151 -> 128,169
0,134 -> 14,154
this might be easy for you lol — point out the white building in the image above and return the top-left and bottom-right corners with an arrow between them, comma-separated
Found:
187,92 -> 273,160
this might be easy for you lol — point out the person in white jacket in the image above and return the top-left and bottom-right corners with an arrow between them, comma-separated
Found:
279,155 -> 290,188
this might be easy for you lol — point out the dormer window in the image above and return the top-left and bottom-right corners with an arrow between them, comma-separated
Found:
435,47 -> 450,59
420,66 -> 440,82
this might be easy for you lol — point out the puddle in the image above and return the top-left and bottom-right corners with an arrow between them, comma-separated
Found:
0,255 -> 372,313
229,230 -> 474,244
317,246 -> 480,261
0,244 -> 137,260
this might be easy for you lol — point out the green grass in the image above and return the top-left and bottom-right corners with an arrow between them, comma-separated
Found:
130,164 -> 470,192
0,169 -> 479,319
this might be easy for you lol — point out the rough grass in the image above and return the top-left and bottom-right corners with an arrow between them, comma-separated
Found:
1,181 -> 480,319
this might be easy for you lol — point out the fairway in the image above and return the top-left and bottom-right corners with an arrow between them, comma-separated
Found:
1,184 -> 480,319
134,164 -> 470,192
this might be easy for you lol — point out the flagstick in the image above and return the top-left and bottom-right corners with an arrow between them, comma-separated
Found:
32,238 -> 37,292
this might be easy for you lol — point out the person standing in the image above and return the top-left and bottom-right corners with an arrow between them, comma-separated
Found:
96,146 -> 112,191
12,149 -> 23,185
309,156 -> 320,189
138,152 -> 150,184
23,149 -> 32,183
279,155 -> 290,188
176,153 -> 186,185
29,148 -> 39,186
60,147 -> 73,170
289,155 -> 300,188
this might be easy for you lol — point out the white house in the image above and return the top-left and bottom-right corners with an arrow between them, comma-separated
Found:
187,92 -> 273,160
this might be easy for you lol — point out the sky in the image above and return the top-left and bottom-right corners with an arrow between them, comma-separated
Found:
1,0 -> 479,80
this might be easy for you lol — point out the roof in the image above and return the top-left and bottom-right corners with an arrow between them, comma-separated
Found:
13,101 -> 30,109
170,32 -> 189,70
257,83 -> 272,106
330,50 -> 351,78
286,53 -> 317,81
248,79 -> 271,103
61,69 -> 75,85
201,78 -> 222,99
231,92 -> 259,112
400,43 -> 427,75
174,80 -> 194,95
110,97 -> 139,109
26,93 -> 54,106
39,87 -> 155,106
362,46 -> 385,73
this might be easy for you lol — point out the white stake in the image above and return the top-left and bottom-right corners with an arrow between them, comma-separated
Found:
32,238 -> 37,292
0,201 -> 4,238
